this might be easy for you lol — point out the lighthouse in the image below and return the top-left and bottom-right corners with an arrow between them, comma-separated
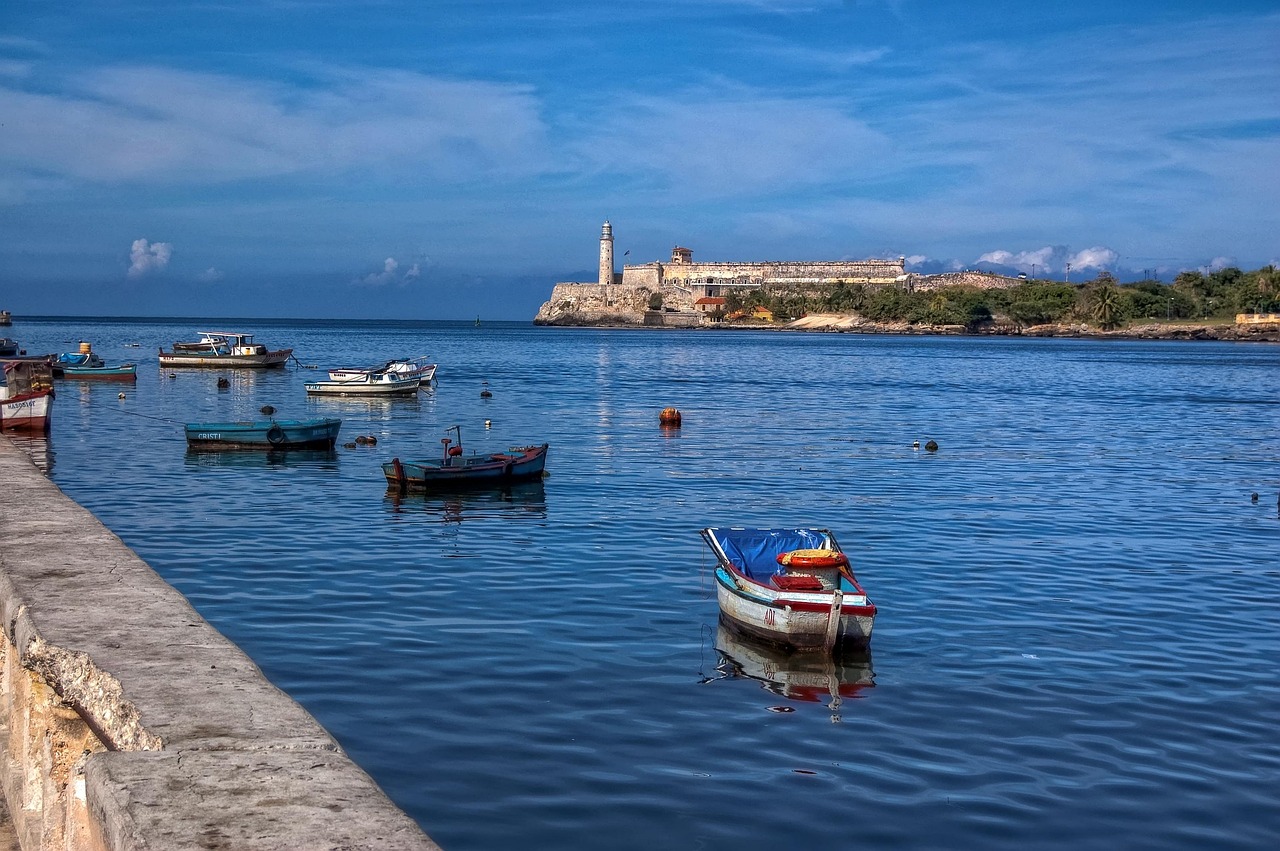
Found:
599,220 -> 614,287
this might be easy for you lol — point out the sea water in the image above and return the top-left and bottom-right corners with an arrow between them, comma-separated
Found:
8,317 -> 1280,850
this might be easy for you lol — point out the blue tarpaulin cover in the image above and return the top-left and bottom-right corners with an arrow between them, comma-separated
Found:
707,528 -> 831,582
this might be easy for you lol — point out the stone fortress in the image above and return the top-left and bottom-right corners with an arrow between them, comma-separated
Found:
534,221 -> 1013,326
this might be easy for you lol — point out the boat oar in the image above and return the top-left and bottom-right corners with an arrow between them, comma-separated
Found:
823,589 -> 844,653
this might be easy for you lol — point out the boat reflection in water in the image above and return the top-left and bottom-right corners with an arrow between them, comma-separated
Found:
183,448 -> 340,471
714,619 -> 874,723
384,479 -> 547,523
7,432 -> 54,474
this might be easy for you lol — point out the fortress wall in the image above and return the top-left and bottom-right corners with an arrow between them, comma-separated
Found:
621,266 -> 662,289
662,259 -> 905,284
0,436 -> 440,851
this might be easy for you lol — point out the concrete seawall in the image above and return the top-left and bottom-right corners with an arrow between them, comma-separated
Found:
0,437 -> 440,850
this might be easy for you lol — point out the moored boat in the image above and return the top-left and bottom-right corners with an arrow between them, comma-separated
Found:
384,426 -> 549,490
184,418 -> 341,450
159,332 -> 292,369
54,343 -> 137,381
700,527 -> 876,652
0,337 -> 17,357
328,356 -> 436,386
305,369 -> 421,396
0,310 -> 11,326
59,363 -> 138,381
1,359 -> 54,432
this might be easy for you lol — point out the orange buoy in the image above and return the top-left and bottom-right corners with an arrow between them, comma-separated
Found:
776,549 -> 849,570
659,407 -> 682,426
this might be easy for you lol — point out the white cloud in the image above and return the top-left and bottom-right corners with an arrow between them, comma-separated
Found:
1068,247 -> 1119,271
127,238 -> 172,278
1206,256 -> 1235,272
197,267 -> 224,282
977,246 -> 1064,272
355,256 -> 424,287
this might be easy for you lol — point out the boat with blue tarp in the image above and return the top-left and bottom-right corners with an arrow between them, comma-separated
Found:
54,343 -> 137,381
700,527 -> 876,651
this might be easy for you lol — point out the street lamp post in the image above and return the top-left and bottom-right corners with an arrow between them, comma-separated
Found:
1167,297 -> 1173,321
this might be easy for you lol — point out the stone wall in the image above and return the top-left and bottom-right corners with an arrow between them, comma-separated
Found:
910,271 -> 1023,291
651,258 -> 905,286
0,437 -> 440,851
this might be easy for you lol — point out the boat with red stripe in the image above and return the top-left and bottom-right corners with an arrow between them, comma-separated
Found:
701,527 -> 876,652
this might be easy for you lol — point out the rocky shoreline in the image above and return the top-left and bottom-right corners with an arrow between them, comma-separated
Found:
537,312 -> 1280,342
782,314 -> 1280,342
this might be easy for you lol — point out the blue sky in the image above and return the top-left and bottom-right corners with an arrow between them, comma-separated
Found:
2,0 -> 1277,320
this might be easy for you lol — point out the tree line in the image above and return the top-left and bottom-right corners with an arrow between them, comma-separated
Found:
714,265 -> 1280,330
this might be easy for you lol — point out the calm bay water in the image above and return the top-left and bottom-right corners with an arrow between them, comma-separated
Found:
8,317 -> 1280,850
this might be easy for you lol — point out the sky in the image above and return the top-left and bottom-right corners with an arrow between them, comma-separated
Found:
1,0 -> 1277,320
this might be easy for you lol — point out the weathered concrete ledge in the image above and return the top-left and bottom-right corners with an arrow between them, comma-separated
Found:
0,436 -> 441,850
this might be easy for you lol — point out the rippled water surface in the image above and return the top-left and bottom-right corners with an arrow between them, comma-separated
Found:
11,318 -> 1280,850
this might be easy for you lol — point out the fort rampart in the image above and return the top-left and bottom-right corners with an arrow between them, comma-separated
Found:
0,436 -> 439,850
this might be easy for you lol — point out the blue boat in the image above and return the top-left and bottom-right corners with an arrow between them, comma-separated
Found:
54,344 -> 138,381
184,418 -> 341,451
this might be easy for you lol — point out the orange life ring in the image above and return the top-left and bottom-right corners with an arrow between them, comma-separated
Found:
776,548 -> 848,570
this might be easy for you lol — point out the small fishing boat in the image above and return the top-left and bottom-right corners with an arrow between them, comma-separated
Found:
700,527 -> 876,652
305,369 -> 421,396
384,426 -> 549,490
1,359 -> 54,432
0,337 -> 18,357
0,310 -> 11,326
159,332 -> 292,369
184,418 -> 341,450
327,356 -> 436,386
54,343 -> 137,381
60,362 -> 138,381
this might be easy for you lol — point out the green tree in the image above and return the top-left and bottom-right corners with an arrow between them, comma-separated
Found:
647,291 -> 663,310
1090,284 -> 1123,330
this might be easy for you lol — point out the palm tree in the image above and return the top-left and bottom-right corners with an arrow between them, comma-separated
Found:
1091,284 -> 1123,330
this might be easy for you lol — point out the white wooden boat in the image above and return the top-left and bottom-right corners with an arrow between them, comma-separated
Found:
159,332 -> 292,368
305,369 -> 421,396
701,527 -> 876,652
1,359 -> 54,432
328,357 -> 436,386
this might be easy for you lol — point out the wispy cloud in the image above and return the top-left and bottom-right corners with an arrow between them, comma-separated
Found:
577,88 -> 889,196
0,66 -> 551,184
